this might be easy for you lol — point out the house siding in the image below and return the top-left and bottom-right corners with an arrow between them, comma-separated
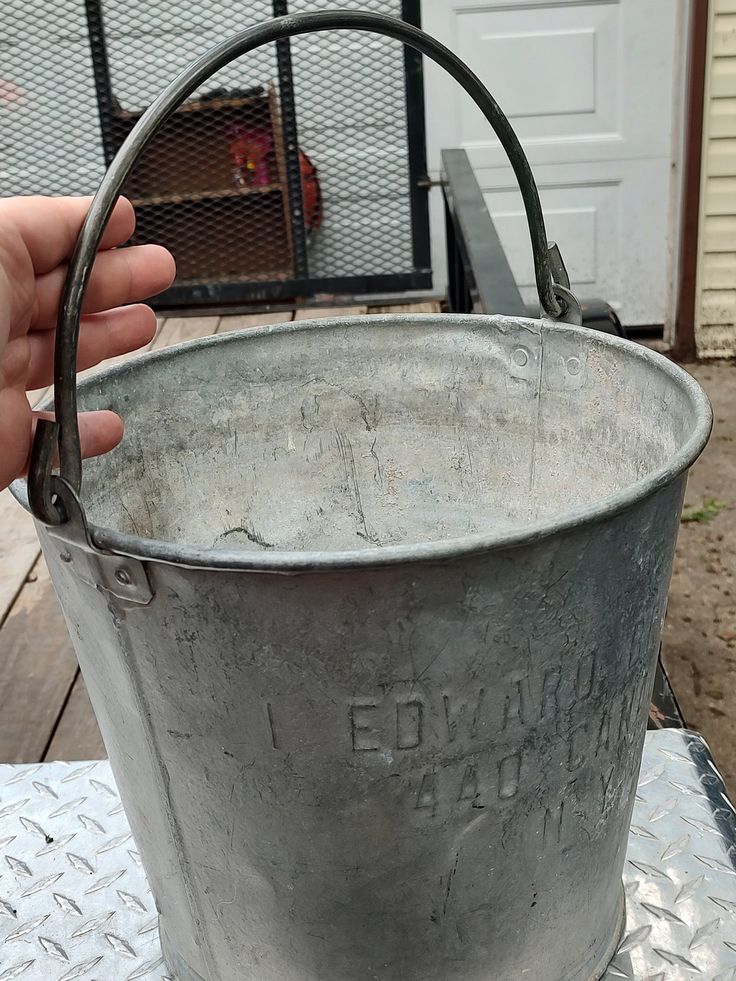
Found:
696,0 -> 736,357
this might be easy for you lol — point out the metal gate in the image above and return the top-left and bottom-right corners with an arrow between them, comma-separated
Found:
2,0 -> 430,308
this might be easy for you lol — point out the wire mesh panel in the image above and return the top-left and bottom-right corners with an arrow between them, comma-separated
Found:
1,1 -> 430,307
288,0 -> 414,281
1,1 -> 106,195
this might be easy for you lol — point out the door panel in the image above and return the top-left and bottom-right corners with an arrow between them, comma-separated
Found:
423,0 -> 685,325
476,158 -> 671,318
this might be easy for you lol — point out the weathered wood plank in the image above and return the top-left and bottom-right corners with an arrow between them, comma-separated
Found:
152,315 -> 220,349
81,314 -> 166,374
369,300 -> 443,314
294,305 -> 368,320
27,386 -> 50,408
25,319 -> 164,407
218,311 -> 294,332
0,556 -> 78,762
0,490 -> 40,627
45,672 -> 105,762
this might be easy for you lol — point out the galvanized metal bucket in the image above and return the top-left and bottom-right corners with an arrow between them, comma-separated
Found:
15,12 -> 712,981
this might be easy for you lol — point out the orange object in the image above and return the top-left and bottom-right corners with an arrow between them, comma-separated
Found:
300,150 -> 322,230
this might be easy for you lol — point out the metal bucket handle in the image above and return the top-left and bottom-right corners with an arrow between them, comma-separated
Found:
29,9 -> 581,526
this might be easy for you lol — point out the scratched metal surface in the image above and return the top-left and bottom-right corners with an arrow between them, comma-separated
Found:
0,730 -> 735,980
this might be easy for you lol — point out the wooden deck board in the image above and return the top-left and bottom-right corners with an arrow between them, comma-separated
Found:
27,387 -> 50,408
0,301 -> 442,762
369,300 -> 442,314
0,556 -> 78,762
294,305 -> 368,320
44,672 -> 106,762
152,315 -> 221,349
218,311 -> 293,332
0,491 -> 40,628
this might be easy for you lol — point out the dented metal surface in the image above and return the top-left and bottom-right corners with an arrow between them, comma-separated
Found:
10,308 -> 711,980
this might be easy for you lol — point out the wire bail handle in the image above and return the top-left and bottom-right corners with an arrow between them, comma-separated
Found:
28,9 -> 581,526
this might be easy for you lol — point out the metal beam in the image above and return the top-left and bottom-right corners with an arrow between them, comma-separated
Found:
441,148 -> 527,317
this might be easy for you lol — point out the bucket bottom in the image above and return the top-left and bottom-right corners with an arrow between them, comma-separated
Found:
159,921 -> 206,981
158,886 -> 626,981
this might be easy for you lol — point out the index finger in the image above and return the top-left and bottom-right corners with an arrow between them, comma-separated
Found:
0,196 -> 136,276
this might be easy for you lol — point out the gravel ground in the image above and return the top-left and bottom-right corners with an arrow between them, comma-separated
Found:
662,361 -> 736,793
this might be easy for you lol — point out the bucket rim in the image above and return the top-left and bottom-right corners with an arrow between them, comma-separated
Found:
12,314 -> 713,573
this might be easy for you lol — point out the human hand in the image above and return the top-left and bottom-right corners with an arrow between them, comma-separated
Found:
0,195 -> 175,492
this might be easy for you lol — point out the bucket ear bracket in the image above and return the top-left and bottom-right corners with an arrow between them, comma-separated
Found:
547,243 -> 583,326
42,477 -> 153,607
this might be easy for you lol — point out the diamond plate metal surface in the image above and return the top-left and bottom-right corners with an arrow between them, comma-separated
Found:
0,731 -> 735,980
602,730 -> 736,981
0,760 -> 169,981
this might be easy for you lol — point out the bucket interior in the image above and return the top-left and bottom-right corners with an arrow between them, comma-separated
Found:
67,315 -> 706,554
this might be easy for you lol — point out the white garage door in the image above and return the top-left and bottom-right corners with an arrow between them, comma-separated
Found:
422,0 -> 686,326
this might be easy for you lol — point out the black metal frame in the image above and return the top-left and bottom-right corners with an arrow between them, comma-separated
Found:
443,148 -> 527,317
273,0 -> 309,281
401,0 -> 432,283
83,0 -> 432,308
139,272 -> 433,308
